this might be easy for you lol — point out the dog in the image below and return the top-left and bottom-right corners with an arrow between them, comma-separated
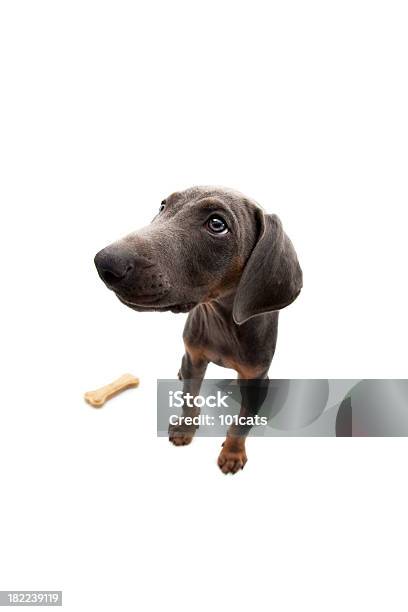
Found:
94,186 -> 302,473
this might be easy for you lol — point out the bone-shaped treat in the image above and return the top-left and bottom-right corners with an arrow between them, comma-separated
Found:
84,373 -> 139,407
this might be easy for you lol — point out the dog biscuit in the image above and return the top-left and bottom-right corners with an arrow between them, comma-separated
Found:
84,373 -> 139,407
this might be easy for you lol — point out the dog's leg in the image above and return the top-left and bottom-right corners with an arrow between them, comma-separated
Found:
218,371 -> 269,474
168,350 -> 208,446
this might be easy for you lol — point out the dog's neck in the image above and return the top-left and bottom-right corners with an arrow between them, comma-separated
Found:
199,292 -> 237,325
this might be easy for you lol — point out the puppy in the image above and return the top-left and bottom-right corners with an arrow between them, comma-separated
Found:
94,186 -> 302,473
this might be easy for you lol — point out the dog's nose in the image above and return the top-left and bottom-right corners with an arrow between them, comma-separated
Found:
94,248 -> 134,286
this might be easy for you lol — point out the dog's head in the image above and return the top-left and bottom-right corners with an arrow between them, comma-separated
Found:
94,186 -> 302,323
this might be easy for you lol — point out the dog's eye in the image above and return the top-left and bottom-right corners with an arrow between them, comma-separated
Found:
207,215 -> 228,235
159,200 -> 166,212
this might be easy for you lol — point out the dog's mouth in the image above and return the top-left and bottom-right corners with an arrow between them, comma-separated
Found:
116,294 -> 196,314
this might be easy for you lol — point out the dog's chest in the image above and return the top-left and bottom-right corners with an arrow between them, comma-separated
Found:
184,305 -> 264,376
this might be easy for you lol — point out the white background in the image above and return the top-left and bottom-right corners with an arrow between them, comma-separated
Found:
1,1 -> 408,610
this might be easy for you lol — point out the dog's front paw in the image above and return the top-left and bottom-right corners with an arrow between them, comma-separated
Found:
168,423 -> 197,446
217,437 -> 247,474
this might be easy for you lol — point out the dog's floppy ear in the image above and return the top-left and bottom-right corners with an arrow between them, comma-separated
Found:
233,210 -> 303,325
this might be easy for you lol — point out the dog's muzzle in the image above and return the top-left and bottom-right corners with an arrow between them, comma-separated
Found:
94,245 -> 170,305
